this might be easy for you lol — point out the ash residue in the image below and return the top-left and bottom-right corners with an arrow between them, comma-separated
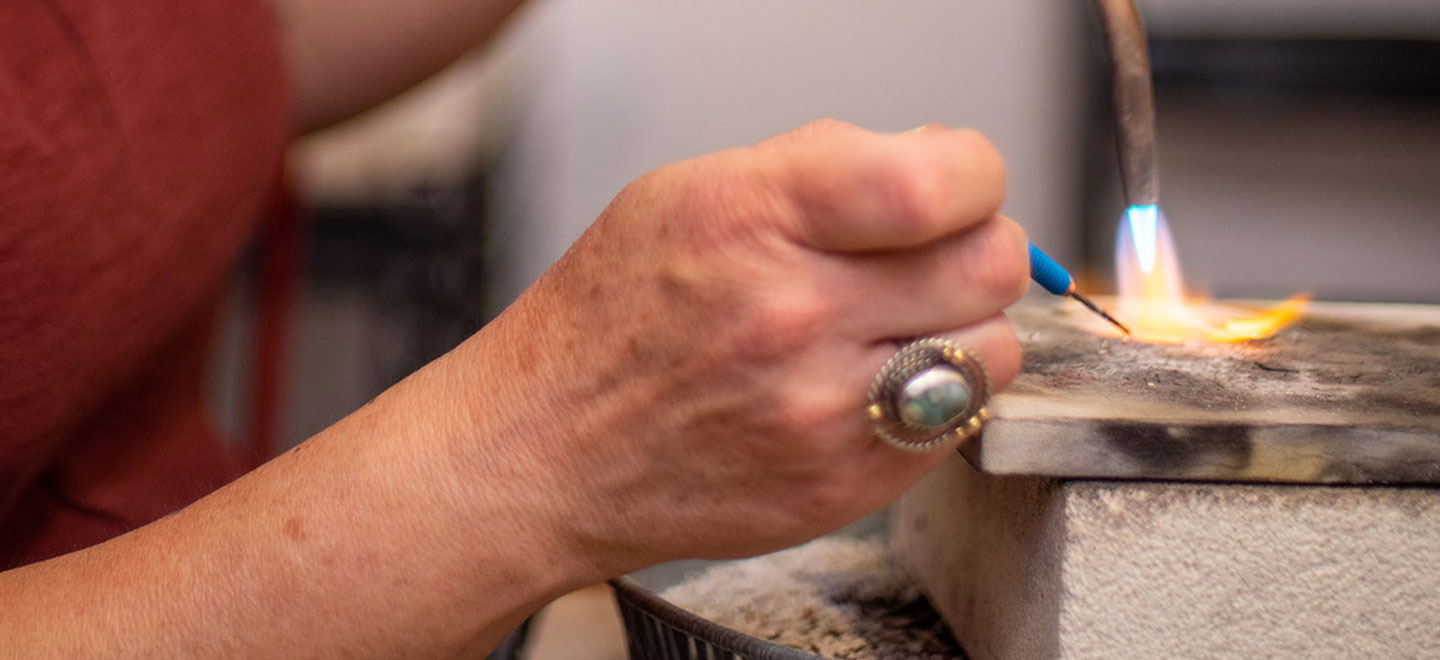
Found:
661,537 -> 966,660
1015,321 -> 1267,411
1008,302 -> 1440,421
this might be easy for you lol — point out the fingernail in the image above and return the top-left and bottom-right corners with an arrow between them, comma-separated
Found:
905,125 -> 930,135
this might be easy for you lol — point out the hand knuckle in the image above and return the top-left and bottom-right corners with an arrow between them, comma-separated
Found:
880,153 -> 948,236
761,118 -> 855,149
666,159 -> 795,247
769,388 -> 844,441
729,293 -> 831,362
795,117 -> 852,139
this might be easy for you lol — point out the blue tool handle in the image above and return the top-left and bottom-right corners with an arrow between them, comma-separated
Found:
1028,243 -> 1074,296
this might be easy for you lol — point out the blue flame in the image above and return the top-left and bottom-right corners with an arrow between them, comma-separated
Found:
1125,204 -> 1159,274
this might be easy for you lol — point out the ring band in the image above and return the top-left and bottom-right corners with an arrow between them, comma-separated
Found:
867,338 -> 990,451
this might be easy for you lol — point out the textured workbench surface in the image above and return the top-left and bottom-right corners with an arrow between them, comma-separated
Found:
966,300 -> 1440,483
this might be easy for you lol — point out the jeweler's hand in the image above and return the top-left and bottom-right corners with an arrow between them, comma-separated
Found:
458,119 -> 1028,574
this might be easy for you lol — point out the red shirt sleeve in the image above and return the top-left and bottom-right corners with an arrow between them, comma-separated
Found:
0,0 -> 291,567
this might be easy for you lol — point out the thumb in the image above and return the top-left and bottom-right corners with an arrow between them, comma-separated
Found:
753,119 -> 1007,253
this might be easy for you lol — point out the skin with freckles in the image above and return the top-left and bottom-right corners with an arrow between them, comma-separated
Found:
0,1 -> 1027,655
482,120 -> 1029,570
0,119 -> 1026,658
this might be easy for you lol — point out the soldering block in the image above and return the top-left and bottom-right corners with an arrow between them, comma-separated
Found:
891,458 -> 1440,660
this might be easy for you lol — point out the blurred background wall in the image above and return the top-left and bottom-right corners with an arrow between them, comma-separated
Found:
1118,0 -> 1440,302
211,0 -> 1440,452
477,0 -> 1089,312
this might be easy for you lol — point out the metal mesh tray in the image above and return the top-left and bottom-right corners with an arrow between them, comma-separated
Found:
610,576 -> 826,660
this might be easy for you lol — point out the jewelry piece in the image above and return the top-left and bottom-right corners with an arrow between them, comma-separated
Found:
868,338 -> 990,451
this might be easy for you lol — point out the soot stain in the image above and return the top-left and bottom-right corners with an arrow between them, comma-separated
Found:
1253,361 -> 1300,375
1388,324 -> 1440,345
1015,302 -> 1440,424
1100,422 -> 1253,472
1354,388 -> 1440,418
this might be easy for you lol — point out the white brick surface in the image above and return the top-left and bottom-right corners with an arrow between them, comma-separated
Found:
893,457 -> 1440,660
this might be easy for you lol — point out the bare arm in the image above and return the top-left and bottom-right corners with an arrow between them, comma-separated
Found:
0,332 -> 599,658
274,0 -> 526,132
0,122 -> 1027,657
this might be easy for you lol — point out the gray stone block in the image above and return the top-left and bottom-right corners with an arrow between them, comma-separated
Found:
892,457 -> 1440,660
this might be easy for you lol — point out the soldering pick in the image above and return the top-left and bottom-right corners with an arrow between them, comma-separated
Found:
1028,242 -> 1132,336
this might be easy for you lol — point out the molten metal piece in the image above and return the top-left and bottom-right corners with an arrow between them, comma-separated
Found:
1115,205 -> 1308,344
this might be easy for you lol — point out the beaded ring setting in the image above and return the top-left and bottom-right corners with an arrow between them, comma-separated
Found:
867,338 -> 990,451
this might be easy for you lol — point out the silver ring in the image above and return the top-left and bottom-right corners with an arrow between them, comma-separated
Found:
867,338 -> 989,451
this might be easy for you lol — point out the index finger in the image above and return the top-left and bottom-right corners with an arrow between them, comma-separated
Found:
758,120 -> 1007,252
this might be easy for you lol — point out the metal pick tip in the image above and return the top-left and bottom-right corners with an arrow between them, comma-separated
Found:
1069,291 -> 1132,336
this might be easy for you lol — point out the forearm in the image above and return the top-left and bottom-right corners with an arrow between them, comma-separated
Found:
0,119 -> 1030,656
0,328 -> 595,658
274,0 -> 528,132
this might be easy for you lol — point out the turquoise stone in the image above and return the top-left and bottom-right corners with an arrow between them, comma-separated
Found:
897,366 -> 972,429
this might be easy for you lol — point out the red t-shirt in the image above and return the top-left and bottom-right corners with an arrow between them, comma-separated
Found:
0,0 -> 290,568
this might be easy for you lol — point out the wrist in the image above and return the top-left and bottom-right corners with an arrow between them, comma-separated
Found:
432,324 -> 623,590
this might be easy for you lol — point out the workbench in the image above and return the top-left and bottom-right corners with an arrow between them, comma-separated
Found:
893,299 -> 1440,660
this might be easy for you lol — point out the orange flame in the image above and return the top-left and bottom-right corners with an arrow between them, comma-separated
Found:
1115,205 -> 1308,344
